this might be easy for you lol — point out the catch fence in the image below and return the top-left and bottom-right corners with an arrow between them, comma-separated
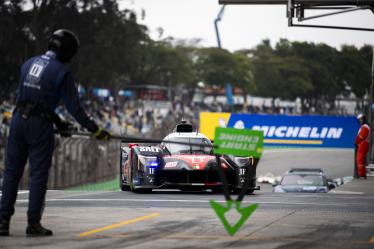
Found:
18,137 -> 120,190
0,113 -> 178,190
0,129 -> 120,190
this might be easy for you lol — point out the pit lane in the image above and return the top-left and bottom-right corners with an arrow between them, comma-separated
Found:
2,148 -> 374,249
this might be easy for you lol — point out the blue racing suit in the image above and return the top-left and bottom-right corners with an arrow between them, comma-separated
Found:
0,51 -> 97,223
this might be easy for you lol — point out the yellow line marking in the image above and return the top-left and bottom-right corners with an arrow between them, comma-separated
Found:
369,235 -> 374,243
264,139 -> 323,145
78,213 -> 160,238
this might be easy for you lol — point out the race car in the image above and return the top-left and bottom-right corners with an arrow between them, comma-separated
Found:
119,121 -> 260,193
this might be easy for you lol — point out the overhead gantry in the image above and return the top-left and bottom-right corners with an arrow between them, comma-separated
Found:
219,0 -> 374,31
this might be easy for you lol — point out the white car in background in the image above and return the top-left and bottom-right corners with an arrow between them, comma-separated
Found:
272,168 -> 335,193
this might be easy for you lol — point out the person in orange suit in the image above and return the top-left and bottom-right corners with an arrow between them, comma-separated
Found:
355,114 -> 370,179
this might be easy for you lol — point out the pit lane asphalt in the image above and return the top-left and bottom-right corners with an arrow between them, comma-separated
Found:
2,148 -> 374,249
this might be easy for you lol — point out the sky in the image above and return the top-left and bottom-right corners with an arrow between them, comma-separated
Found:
119,0 -> 374,51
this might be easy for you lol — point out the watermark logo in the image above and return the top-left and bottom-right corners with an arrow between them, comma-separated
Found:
210,200 -> 258,236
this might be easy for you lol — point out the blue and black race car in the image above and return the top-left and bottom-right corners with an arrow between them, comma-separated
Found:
119,121 -> 260,193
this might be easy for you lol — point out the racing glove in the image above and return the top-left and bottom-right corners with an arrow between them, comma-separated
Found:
92,128 -> 111,140
55,120 -> 75,137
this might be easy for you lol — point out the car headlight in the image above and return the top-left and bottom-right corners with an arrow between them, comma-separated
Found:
138,155 -> 159,171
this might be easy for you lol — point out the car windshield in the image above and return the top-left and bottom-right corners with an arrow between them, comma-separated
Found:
281,175 -> 324,186
162,137 -> 213,155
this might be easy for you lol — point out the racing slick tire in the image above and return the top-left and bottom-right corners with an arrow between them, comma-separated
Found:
120,182 -> 130,191
211,187 -> 223,194
135,188 -> 152,194
119,163 -> 130,191
232,188 -> 254,195
245,189 -> 254,194
119,152 -> 130,191
130,185 -> 152,193
129,177 -> 152,193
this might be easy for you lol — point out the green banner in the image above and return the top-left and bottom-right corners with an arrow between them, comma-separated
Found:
214,127 -> 264,157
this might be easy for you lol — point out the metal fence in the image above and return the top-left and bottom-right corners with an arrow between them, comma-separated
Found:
48,138 -> 119,189
0,134 -> 120,190
0,113 -> 179,190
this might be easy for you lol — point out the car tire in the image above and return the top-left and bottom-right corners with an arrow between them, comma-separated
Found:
130,181 -> 136,192
211,187 -> 223,194
130,181 -> 152,193
120,183 -> 130,191
119,164 -> 130,191
119,154 -> 129,191
232,188 -> 254,195
246,189 -> 254,194
135,188 -> 152,194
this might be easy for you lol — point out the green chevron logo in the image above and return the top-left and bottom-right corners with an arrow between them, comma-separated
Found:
209,200 -> 258,236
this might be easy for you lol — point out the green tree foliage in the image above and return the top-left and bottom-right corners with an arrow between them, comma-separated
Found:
0,0 -> 149,97
195,47 -> 256,99
196,47 -> 239,87
128,41 -> 195,87
274,39 -> 313,102
232,51 -> 256,96
253,40 -> 285,100
0,0 -> 30,99
339,45 -> 372,99
0,0 -> 371,114
253,39 -> 371,114
253,40 -> 313,111
283,41 -> 341,113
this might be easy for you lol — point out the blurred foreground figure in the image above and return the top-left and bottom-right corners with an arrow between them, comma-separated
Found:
0,29 -> 110,236
355,114 -> 370,179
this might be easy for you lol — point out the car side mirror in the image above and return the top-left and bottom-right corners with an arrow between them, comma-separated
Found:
271,181 -> 279,187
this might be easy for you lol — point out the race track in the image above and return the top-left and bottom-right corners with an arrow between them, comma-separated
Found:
1,148 -> 374,249
259,148 -> 354,178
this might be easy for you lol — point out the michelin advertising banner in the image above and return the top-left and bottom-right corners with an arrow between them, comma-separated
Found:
200,112 -> 359,148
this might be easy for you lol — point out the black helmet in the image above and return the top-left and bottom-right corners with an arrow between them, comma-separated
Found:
48,29 -> 80,63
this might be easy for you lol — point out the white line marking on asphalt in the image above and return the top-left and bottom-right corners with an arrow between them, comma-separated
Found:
254,194 -> 373,199
0,190 -> 28,197
328,190 -> 364,195
263,148 -> 352,154
14,198 -> 365,207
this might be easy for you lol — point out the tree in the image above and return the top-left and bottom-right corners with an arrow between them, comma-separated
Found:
0,0 -> 149,95
276,40 -> 342,114
126,41 -> 195,88
0,0 -> 30,100
72,1 -> 149,89
232,51 -> 256,106
339,45 -> 372,111
253,40 -> 286,110
195,47 -> 239,87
